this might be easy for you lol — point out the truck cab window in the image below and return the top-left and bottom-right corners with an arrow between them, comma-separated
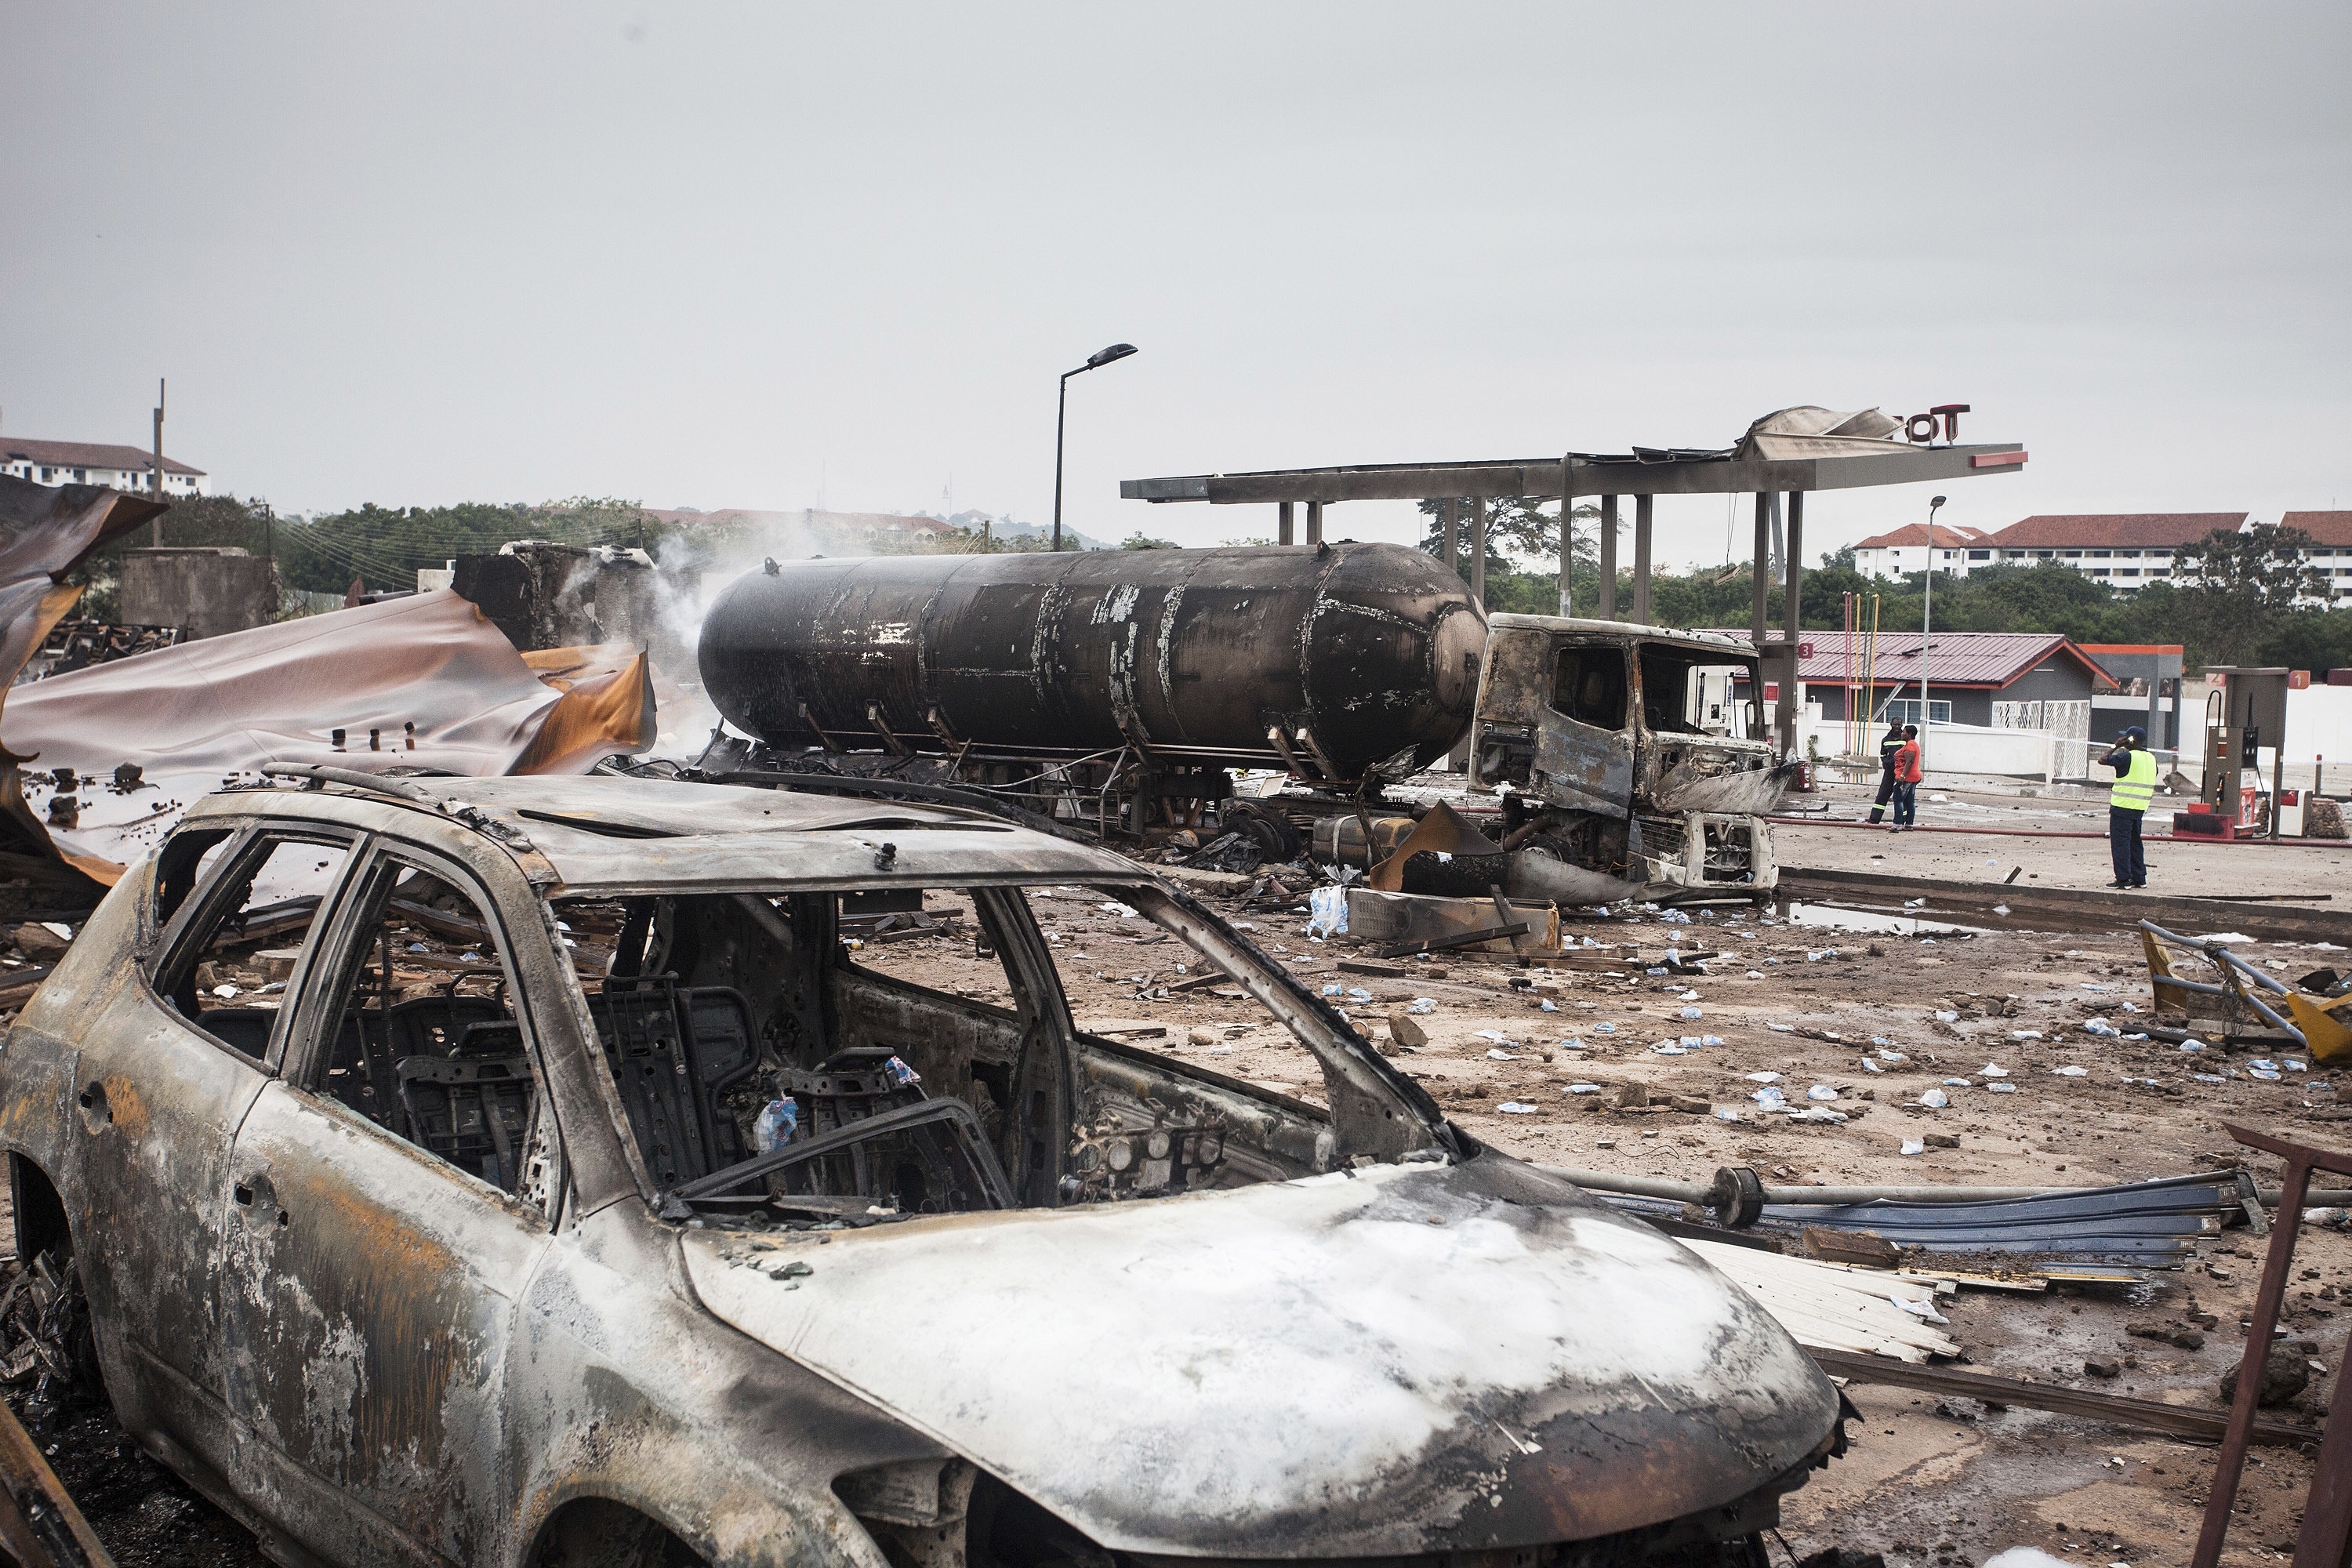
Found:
1552,647 -> 1627,729
1639,644 -> 1756,739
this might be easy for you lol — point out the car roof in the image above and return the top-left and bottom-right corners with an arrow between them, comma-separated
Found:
195,775 -> 1150,895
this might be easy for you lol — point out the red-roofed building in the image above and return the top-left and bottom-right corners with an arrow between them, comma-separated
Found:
1971,512 -> 2245,591
0,437 -> 209,497
1851,521 -> 1991,580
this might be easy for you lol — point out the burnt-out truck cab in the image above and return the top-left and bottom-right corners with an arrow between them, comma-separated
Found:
1466,615 -> 1791,896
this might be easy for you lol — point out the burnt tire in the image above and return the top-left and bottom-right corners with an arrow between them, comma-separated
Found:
536,1500 -> 708,1568
1221,800 -> 1301,862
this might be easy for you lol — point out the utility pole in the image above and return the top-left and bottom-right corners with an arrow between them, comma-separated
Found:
150,378 -> 166,546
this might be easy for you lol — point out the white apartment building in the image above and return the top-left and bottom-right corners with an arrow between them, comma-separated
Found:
0,437 -> 209,497
1964,512 -> 2241,591
1855,511 -> 2352,605
1851,521 -> 1992,579
2281,512 -> 2352,604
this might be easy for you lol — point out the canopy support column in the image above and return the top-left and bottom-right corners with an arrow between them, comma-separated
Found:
1632,495 -> 1653,624
1467,495 -> 1486,608
1780,491 -> 1806,756
1597,495 -> 1619,619
1557,493 -> 1576,616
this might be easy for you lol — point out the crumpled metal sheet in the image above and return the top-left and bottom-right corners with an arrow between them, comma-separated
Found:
1364,800 -> 1504,892
4,590 -> 653,875
1737,405 -> 1904,462
0,477 -> 165,696
0,477 -> 169,895
1648,756 -> 1801,816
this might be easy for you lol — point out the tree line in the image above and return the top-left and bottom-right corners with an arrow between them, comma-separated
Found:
1410,498 -> 2350,674
65,492 -> 2352,676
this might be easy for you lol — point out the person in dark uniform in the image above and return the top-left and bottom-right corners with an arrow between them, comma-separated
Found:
2102,725 -> 2158,888
1865,717 -> 1906,825
1889,724 -> 1923,829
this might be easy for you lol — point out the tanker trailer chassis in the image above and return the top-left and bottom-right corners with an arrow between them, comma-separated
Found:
691,728 -> 1289,846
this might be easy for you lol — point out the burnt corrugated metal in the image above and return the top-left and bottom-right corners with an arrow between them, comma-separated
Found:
697,544 -> 1487,776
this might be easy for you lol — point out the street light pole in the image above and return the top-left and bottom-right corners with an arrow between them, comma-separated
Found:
1919,494 -> 1946,746
1053,343 -> 1138,552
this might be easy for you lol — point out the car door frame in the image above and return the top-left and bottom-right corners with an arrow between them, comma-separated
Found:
216,828 -> 572,1567
80,815 -> 365,1494
1533,637 -> 1636,818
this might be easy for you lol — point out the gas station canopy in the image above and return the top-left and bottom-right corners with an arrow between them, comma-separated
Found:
1120,405 -> 2026,505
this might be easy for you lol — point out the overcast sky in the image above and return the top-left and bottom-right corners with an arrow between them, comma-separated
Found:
3,2 -> 2345,568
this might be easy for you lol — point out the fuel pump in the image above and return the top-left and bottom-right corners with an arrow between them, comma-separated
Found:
2202,668 -> 2292,836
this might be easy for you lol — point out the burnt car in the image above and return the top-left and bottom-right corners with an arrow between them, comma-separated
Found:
0,771 -> 1842,1567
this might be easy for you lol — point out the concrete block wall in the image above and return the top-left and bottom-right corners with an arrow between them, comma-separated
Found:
118,547 -> 280,641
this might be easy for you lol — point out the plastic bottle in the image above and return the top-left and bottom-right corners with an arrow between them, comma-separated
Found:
753,1098 -> 800,1153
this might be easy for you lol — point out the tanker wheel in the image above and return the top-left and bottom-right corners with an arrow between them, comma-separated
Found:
1222,800 -> 1301,862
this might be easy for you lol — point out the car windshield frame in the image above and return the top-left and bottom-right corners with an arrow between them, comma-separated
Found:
542,869 -> 1455,1218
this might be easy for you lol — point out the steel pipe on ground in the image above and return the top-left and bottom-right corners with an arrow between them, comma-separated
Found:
1537,1164 -> 2352,1211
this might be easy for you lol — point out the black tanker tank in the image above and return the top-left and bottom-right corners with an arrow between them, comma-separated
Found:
697,543 -> 1487,779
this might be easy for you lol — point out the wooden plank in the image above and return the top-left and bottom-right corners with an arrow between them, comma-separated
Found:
1076,1020 -> 1168,1041
1802,1228 -> 1903,1268
1337,959 -> 1451,980
1690,1240 -> 1958,1363
1371,921 -> 1529,960
387,896 -> 488,944
1169,971 -> 1235,993
0,1394 -> 115,1566
1808,1348 -> 2321,1447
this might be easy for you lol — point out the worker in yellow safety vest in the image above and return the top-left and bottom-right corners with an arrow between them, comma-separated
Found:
2101,726 -> 2158,889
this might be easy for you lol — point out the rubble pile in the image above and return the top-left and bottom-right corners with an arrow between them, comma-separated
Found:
0,1251 -> 267,1566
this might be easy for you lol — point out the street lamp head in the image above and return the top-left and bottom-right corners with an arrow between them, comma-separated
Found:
1054,343 -> 1141,554
1928,495 -> 1947,510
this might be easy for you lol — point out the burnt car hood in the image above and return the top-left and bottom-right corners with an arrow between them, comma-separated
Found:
681,1157 -> 1838,1556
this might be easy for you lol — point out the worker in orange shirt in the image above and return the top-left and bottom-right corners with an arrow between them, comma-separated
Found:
1889,724 -> 1923,830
